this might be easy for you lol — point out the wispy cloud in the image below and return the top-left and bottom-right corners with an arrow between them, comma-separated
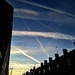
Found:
14,8 -> 75,24
17,0 -> 75,17
14,8 -> 38,16
9,61 -> 40,75
10,47 -> 41,55
12,46 -> 41,64
9,61 -> 40,69
10,49 -> 21,55
12,30 -> 75,40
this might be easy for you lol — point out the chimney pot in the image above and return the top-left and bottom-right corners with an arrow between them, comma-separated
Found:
63,49 -> 68,55
41,63 -> 43,67
44,60 -> 47,65
49,57 -> 52,63
55,53 -> 59,59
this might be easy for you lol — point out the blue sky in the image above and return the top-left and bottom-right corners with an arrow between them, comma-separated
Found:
6,0 -> 75,74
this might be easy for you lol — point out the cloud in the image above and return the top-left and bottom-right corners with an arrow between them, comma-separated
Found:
9,61 -> 40,75
14,8 -> 38,16
10,49 -> 21,55
17,0 -> 75,17
12,46 -> 41,64
12,30 -> 75,40
10,47 -> 29,55
14,8 -> 75,24
9,61 -> 40,69
10,47 -> 41,55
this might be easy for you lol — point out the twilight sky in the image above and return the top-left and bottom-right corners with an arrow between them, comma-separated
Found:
6,0 -> 75,75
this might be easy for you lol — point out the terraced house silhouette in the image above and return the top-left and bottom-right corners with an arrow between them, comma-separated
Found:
23,42 -> 75,75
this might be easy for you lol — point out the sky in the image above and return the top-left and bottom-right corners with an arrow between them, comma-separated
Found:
6,0 -> 75,75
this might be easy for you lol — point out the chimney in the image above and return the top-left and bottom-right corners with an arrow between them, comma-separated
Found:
26,71 -> 29,75
63,49 -> 68,55
33,66 -> 35,71
74,42 -> 75,46
55,53 -> 59,60
30,69 -> 33,73
49,57 -> 52,63
44,60 -> 47,65
41,63 -> 43,67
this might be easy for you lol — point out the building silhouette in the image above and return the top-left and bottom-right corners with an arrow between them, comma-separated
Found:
23,45 -> 75,75
0,0 -> 13,75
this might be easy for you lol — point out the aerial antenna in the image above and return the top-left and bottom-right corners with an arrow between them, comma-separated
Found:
56,46 -> 58,54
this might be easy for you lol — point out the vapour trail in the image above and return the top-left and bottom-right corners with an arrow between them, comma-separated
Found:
22,19 -> 50,57
34,20 -> 74,41
34,20 -> 60,54
35,20 -> 56,32
17,0 -> 75,17
12,46 -> 41,64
